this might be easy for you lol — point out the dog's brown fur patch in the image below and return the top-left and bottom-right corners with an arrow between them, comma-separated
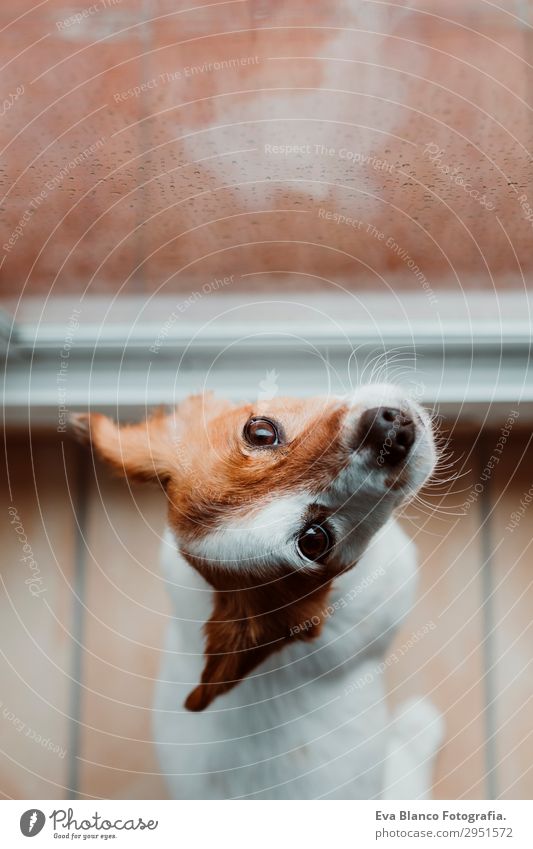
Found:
183,559 -> 335,711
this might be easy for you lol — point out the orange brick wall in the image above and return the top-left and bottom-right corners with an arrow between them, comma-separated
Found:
1,0 -> 532,297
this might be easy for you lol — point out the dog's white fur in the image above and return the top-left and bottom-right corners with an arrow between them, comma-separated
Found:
152,386 -> 445,799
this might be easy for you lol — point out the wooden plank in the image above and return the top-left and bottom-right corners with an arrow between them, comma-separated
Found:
486,432 -> 533,799
78,462 -> 169,799
0,436 -> 77,798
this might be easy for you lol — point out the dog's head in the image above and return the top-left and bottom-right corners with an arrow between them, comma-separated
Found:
72,383 -> 436,710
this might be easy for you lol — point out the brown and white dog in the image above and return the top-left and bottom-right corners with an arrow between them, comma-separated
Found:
72,382 -> 444,799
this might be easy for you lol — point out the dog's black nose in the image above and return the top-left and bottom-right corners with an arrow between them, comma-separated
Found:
356,406 -> 415,466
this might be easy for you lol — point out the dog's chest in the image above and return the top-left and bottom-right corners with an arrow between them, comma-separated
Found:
153,520 -> 417,798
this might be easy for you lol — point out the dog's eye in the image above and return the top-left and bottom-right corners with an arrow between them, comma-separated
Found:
297,524 -> 332,562
243,417 -> 280,447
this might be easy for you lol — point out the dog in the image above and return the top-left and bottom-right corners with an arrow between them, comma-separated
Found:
72,382 -> 444,799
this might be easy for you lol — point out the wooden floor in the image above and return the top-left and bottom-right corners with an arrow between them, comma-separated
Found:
1,428 -> 532,799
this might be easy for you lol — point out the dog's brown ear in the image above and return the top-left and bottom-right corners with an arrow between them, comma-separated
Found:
70,410 -> 176,483
184,579 -> 332,712
184,602 -> 273,712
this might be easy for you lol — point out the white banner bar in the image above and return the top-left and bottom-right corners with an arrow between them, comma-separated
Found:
1,799 -> 532,848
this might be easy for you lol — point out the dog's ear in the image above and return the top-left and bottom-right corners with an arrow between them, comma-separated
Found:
70,409 -> 176,484
184,597 -> 273,712
184,579 -> 332,712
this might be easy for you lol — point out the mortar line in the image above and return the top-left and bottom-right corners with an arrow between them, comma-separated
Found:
478,439 -> 499,800
67,444 -> 90,800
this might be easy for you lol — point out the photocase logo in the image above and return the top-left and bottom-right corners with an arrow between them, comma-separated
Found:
20,809 -> 46,837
